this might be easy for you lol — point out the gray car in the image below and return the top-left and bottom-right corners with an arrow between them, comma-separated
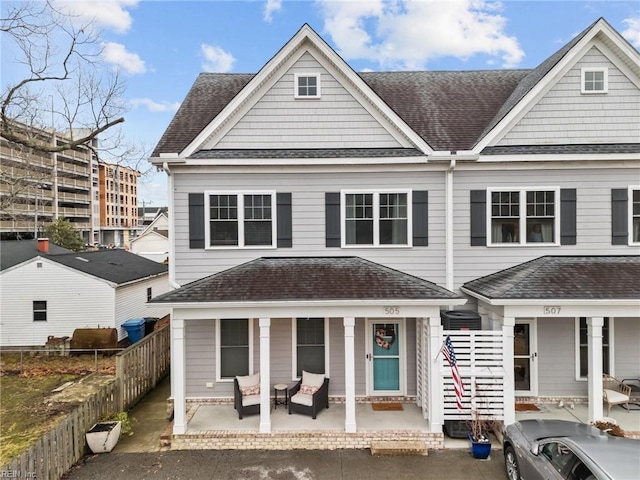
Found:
502,419 -> 640,480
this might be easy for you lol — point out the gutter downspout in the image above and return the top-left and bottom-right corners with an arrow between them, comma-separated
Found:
163,162 -> 180,290
445,158 -> 456,296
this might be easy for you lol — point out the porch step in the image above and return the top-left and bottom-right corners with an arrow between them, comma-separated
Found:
370,440 -> 428,456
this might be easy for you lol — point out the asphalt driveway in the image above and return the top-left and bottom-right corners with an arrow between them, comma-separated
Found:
63,449 -> 508,480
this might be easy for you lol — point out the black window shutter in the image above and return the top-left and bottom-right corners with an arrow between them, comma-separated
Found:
560,189 -> 577,245
325,192 -> 341,247
470,190 -> 486,246
188,193 -> 205,249
276,192 -> 292,248
412,190 -> 428,246
611,189 -> 628,245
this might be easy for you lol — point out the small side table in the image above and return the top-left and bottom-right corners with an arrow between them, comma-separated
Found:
274,383 -> 288,409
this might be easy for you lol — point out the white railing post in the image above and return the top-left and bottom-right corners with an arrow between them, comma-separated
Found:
502,317 -> 515,425
429,318 -> 443,432
259,318 -> 271,433
344,317 -> 356,433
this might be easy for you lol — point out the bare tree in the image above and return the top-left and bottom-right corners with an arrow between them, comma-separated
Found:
0,0 -> 125,152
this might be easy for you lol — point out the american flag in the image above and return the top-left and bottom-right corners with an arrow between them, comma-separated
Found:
442,336 -> 464,410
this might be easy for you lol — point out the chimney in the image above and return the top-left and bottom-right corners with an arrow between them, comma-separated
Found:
37,238 -> 50,254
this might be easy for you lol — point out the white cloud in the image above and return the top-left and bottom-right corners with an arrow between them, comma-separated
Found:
201,43 -> 236,72
53,0 -> 138,34
264,0 -> 282,23
130,98 -> 181,113
102,42 -> 146,74
316,0 -> 524,69
621,16 -> 640,48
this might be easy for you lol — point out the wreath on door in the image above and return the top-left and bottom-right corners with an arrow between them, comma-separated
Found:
375,327 -> 396,350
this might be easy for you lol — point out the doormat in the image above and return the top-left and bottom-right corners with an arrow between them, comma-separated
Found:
515,403 -> 540,412
372,403 -> 404,411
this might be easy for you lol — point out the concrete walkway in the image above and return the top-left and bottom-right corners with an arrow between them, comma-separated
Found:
113,375 -> 172,453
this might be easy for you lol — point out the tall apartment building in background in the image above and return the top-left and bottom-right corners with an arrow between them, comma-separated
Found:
0,122 -> 140,247
98,162 -> 139,247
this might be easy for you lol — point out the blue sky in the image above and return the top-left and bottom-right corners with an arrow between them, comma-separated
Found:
2,1 -> 639,207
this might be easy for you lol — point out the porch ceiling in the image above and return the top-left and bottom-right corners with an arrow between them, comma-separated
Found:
462,256 -> 640,301
151,256 -> 461,304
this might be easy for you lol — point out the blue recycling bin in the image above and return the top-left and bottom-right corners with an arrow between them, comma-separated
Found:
122,318 -> 146,344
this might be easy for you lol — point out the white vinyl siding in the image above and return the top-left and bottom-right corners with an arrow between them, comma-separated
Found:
212,52 -> 403,149
173,170 -> 445,287
498,47 -> 640,145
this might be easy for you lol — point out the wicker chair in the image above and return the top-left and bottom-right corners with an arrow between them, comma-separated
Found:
233,374 -> 260,419
288,371 -> 329,419
602,373 -> 631,415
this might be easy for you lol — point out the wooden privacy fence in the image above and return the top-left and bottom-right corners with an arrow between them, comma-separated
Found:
1,324 -> 170,480
116,323 -> 170,409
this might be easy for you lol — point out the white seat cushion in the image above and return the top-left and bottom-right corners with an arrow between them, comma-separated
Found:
603,388 -> 628,403
242,394 -> 260,407
290,392 -> 313,407
302,370 -> 325,389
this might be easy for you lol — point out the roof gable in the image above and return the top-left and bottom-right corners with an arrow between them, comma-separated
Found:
476,17 -> 640,150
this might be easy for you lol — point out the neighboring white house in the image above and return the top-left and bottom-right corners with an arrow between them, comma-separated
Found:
148,18 -> 640,446
0,239 -> 170,347
130,210 -> 169,263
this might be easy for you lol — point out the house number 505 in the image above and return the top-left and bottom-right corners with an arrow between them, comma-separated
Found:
543,306 -> 562,315
384,307 -> 400,315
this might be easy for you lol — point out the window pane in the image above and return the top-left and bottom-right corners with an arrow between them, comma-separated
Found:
491,219 -> 519,243
220,319 -> 249,378
297,318 -> 324,376
244,221 -> 272,245
210,221 -> 238,246
345,194 -> 373,244
380,219 -> 407,244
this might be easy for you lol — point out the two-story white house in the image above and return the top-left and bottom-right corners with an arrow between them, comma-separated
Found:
149,18 -> 640,449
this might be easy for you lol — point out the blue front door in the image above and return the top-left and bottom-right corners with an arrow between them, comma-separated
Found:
371,322 -> 401,394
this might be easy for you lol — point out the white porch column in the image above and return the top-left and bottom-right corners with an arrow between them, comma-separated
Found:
502,317 -> 516,426
429,319 -> 443,433
344,317 -> 357,433
259,317 -> 271,433
490,311 -> 501,331
171,317 -> 186,434
587,317 -> 604,422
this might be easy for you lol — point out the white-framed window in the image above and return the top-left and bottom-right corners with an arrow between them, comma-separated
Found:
146,287 -> 152,302
292,317 -> 329,378
581,68 -> 608,94
205,191 -> 276,248
631,186 -> 640,244
341,190 -> 411,247
294,73 -> 320,99
575,317 -> 612,380
487,187 -> 559,246
216,319 -> 253,381
33,300 -> 47,322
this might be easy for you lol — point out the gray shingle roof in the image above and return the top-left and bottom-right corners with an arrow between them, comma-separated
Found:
150,256 -> 460,304
462,256 -> 640,300
0,240 -> 71,271
46,249 -> 167,285
481,144 -> 640,155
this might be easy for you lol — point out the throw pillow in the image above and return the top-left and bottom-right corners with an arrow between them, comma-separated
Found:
240,384 -> 260,396
301,370 -> 325,388
299,384 -> 319,395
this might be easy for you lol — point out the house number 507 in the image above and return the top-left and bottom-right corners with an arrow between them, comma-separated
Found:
544,306 -> 562,315
384,307 -> 400,315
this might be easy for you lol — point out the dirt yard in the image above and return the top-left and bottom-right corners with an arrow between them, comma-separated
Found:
0,353 -> 116,465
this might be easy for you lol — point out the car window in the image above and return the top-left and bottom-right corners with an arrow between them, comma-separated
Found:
569,460 -> 595,480
541,442 -> 578,476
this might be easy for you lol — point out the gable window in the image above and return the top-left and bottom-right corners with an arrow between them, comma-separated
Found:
294,73 -> 320,98
488,188 -> 558,245
33,300 -> 47,322
218,319 -> 252,380
206,192 -> 275,248
581,68 -> 608,94
632,187 -> 640,244
294,318 -> 327,377
342,191 -> 410,246
576,317 -> 612,379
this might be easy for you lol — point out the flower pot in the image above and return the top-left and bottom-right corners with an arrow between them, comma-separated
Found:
468,432 -> 492,459
86,421 -> 121,453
